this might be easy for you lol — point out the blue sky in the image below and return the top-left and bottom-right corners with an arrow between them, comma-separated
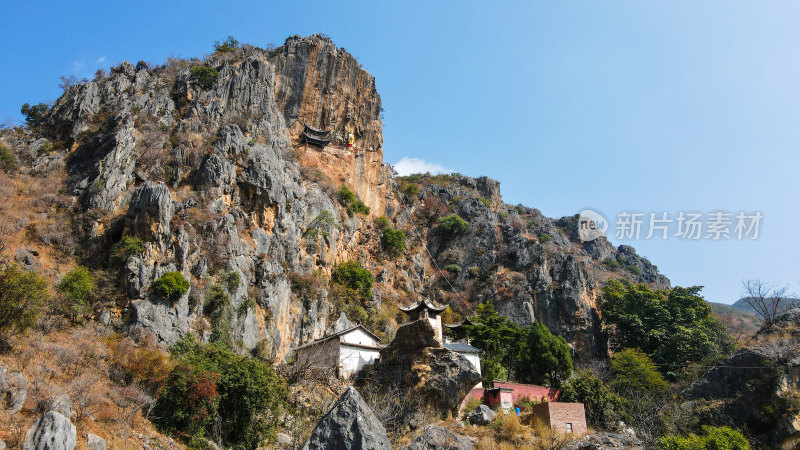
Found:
2,1 -> 798,304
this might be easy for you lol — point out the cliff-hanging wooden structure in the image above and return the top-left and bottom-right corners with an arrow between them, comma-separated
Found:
302,124 -> 333,147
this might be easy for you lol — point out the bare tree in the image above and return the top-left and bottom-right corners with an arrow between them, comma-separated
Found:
58,75 -> 79,91
743,280 -> 794,326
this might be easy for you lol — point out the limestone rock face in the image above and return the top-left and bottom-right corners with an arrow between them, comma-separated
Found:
269,34 -> 383,153
366,320 -> 481,417
127,181 -> 174,248
23,411 -> 77,450
402,425 -> 474,450
13,34 -> 674,365
300,387 -> 391,450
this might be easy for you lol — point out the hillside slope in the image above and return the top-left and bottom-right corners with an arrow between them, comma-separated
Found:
0,34 -> 673,363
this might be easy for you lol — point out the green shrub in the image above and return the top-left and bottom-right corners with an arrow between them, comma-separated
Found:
204,284 -> 233,347
237,297 -> 256,317
338,185 -> 370,215
383,228 -> 406,255
222,271 -> 240,292
625,264 -> 642,275
204,284 -> 229,317
600,279 -> 732,380
655,426 -> 749,450
214,36 -> 240,53
342,302 -> 368,325
438,214 -> 469,236
538,233 -> 551,242
401,182 -> 420,198
112,235 -> 145,262
305,211 -> 338,240
20,102 -> 48,129
331,260 -> 373,301
0,145 -> 16,172
610,348 -> 669,396
513,321 -> 573,387
151,271 -> 190,302
561,370 -> 625,428
56,266 -> 95,321
0,264 -> 49,348
443,264 -> 462,276
602,258 -> 620,269
156,335 -> 287,448
373,216 -> 390,231
190,66 -> 220,90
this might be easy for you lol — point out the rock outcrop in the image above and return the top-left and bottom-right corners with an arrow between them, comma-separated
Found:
679,308 -> 800,447
402,426 -> 474,450
2,369 -> 28,414
86,433 -> 106,450
23,411 -> 77,450
269,34 -> 383,153
467,405 -> 496,426
300,387 -> 391,450
562,432 -> 644,450
363,319 -> 481,417
2,34 -> 673,364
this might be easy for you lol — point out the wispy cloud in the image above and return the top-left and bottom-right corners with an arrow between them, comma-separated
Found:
96,56 -> 106,64
71,61 -> 85,72
393,157 -> 451,176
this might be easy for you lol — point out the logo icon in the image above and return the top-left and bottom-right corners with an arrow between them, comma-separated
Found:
578,209 -> 608,242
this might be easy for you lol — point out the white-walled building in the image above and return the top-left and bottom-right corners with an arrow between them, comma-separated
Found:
293,325 -> 383,378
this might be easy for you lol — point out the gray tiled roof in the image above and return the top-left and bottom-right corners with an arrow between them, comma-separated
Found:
444,342 -> 481,353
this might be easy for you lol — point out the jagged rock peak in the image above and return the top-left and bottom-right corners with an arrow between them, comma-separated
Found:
269,34 -> 383,152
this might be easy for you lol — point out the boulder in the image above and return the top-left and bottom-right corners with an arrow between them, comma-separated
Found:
364,319 -> 481,417
86,433 -> 106,450
562,432 -> 643,450
467,405 -> 496,425
23,411 -> 77,450
300,387 -> 391,450
402,425 -> 474,450
5,372 -> 28,414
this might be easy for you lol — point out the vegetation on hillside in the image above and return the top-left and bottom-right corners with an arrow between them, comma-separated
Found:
154,335 -> 287,448
465,302 -> 573,387
601,279 -> 733,380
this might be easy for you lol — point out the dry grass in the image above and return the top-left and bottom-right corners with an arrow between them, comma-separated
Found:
0,326 -> 180,449
402,409 -> 578,450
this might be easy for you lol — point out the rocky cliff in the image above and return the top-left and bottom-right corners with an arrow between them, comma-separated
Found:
0,34 -> 669,363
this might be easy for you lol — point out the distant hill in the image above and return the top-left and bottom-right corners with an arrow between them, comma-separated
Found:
728,297 -> 800,315
708,297 -> 800,341
707,301 -> 761,340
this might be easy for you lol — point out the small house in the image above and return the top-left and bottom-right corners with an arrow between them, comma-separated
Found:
293,325 -> 383,378
526,402 -> 587,435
